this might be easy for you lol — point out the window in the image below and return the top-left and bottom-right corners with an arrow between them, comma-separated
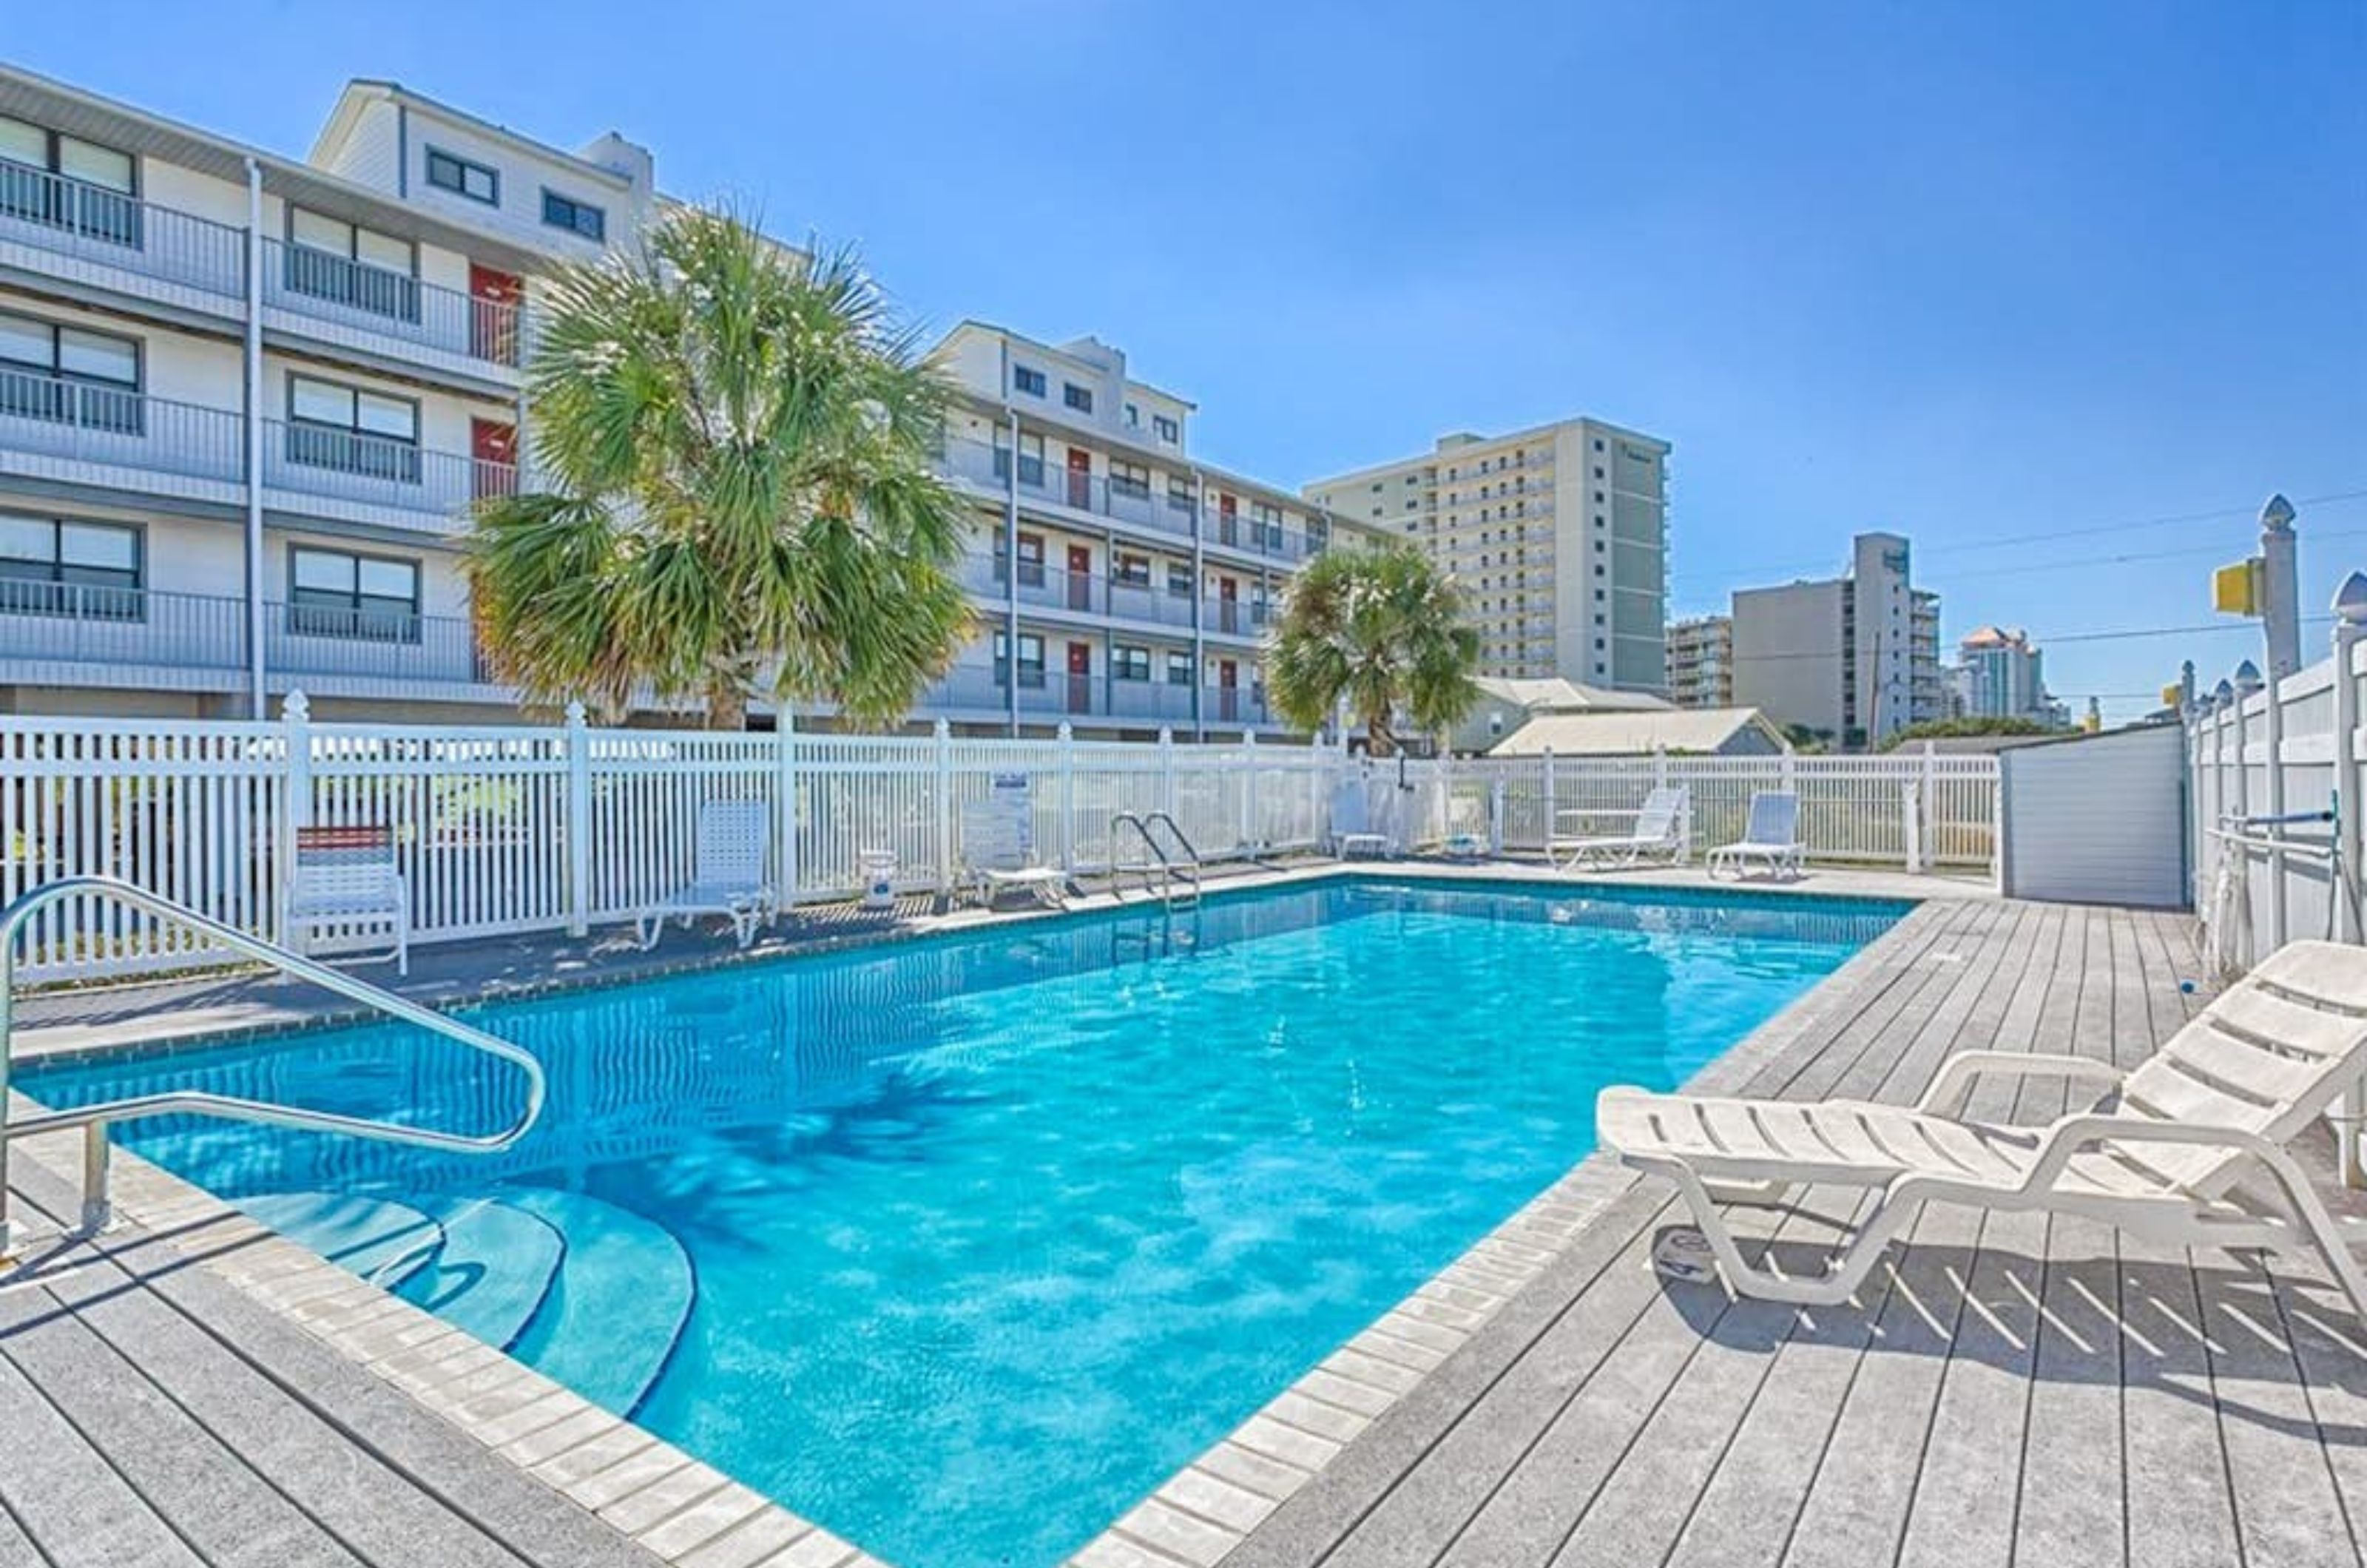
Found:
1114,646 -> 1151,682
1166,561 -> 1192,598
1594,466 -> 1605,479
1113,552 -> 1152,587
0,513 -> 141,619
286,206 -> 418,320
1063,382 -> 1093,413
1251,501 -> 1283,548
993,630 -> 1045,688
1124,402 -> 1140,428
425,148 -> 499,206
1165,651 -> 1193,686
541,189 -> 606,241
1108,459 -> 1152,501
1013,365 -> 1047,397
1166,476 -> 1195,516
0,311 -> 141,432
1014,531 -> 1045,588
288,546 -> 419,643
286,374 -> 421,483
1152,413 -> 1180,445
0,115 -> 138,245
993,430 -> 1046,487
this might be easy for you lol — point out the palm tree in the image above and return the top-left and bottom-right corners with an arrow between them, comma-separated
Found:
1266,544 -> 1481,754
465,207 -> 974,729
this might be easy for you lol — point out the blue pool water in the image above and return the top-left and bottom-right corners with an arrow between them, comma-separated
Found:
21,879 -> 1904,1567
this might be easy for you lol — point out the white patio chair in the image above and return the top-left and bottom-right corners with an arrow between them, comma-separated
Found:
1598,939 -> 2367,1323
287,825 -> 409,976
636,799 -> 774,950
958,785 -> 1067,909
1706,790 -> 1803,880
1549,785 -> 1689,872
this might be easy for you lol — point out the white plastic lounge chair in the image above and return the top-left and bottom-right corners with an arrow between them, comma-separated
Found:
1329,771 -> 1390,859
1707,790 -> 1803,880
636,800 -> 774,950
287,825 -> 409,976
959,788 -> 1067,909
1598,939 -> 2367,1322
1550,786 -> 1689,872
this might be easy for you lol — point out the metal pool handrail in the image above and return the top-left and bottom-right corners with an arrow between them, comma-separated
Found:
0,875 -> 546,1244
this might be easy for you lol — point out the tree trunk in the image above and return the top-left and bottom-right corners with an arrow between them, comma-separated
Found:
1364,704 -> 1397,757
705,680 -> 749,731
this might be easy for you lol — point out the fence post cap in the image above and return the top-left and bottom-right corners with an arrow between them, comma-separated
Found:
282,690 -> 308,720
2332,571 -> 2367,626
934,717 -> 952,737
563,698 -> 587,726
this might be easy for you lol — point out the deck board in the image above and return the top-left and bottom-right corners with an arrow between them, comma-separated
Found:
1225,897 -> 2367,1568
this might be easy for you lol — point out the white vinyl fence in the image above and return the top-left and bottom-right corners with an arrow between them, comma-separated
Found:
0,697 -> 1996,984
1384,749 -> 1999,873
2190,633 -> 2366,975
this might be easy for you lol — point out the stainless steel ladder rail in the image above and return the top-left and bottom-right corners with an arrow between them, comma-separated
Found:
0,876 -> 547,1248
1112,812 -> 1202,910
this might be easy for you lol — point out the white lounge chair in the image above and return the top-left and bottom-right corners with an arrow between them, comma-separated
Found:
1707,790 -> 1803,880
1550,785 -> 1689,871
1598,939 -> 2367,1322
1328,771 -> 1391,859
287,825 -> 409,976
636,800 -> 774,950
959,787 -> 1067,909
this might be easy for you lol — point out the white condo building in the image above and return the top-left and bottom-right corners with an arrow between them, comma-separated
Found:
0,64 -> 1360,736
1303,419 -> 1671,695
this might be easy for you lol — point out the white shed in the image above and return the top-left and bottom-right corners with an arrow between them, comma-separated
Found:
1997,723 -> 2188,908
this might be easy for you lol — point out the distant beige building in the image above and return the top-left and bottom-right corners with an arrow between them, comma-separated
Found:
1304,419 -> 1670,695
1668,615 -> 1732,708
1446,675 -> 1669,755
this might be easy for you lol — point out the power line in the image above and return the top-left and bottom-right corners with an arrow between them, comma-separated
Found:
1669,485 -> 2367,586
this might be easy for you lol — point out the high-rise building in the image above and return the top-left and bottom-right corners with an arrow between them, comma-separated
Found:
1667,615 -> 1732,708
1957,626 -> 2061,725
0,64 -> 1363,735
1729,532 -> 1945,748
1303,419 -> 1671,694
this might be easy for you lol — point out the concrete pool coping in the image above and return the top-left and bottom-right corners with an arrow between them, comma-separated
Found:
2,859 -> 1985,1568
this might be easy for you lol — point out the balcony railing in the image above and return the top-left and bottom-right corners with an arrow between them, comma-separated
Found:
263,420 -> 503,521
0,160 -> 246,298
1107,678 -> 1198,721
936,433 -> 1325,560
0,582 -> 495,688
0,367 -> 244,484
919,660 -> 1281,728
263,238 -> 524,371
959,554 -> 1200,630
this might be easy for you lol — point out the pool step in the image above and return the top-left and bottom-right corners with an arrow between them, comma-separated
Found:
395,1196 -> 567,1353
234,1192 -> 443,1292
499,1186 -> 696,1418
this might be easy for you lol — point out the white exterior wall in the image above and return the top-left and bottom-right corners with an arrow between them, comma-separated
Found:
1733,578 -> 1847,739
1999,725 -> 2187,908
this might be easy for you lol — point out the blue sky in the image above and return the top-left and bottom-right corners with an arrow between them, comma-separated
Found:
11,1 -> 2360,717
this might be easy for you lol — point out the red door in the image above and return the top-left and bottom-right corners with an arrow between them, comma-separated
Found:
1066,447 -> 1093,510
1067,544 -> 1093,612
470,419 -> 518,500
1217,493 -> 1238,546
468,264 -> 523,365
1217,658 -> 1240,723
1218,576 -> 1239,635
1067,641 -> 1093,714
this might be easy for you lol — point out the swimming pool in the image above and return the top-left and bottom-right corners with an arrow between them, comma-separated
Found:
21,877 -> 1905,1567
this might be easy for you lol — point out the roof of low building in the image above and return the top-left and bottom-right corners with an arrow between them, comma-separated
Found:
1487,707 -> 1789,757
1471,676 -> 1673,714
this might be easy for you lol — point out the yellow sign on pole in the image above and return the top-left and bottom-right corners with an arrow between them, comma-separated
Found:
2213,557 -> 2263,616
2160,682 -> 2184,709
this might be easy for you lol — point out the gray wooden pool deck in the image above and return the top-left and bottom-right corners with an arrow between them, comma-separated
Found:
1212,897 -> 2367,1568
4,891 -> 2364,1568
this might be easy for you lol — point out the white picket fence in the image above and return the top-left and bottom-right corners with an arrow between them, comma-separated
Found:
0,698 -> 1996,984
1388,750 -> 1999,872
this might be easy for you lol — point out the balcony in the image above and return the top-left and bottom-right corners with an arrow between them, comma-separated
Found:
1201,597 -> 1270,640
262,238 -> 525,377
0,162 -> 527,379
959,553 -> 1199,630
917,659 -> 1283,729
0,581 -> 499,695
934,434 -> 1326,561
0,368 -> 506,530
0,161 -> 246,304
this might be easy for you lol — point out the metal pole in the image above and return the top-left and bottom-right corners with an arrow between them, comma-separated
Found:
1004,408 -> 1021,739
243,158 -> 266,717
2262,653 -> 2288,953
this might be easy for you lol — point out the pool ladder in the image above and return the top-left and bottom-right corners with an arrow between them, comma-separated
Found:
1112,811 -> 1203,912
0,876 -> 545,1251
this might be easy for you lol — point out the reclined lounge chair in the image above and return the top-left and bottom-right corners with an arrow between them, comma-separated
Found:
1599,939 -> 2367,1321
